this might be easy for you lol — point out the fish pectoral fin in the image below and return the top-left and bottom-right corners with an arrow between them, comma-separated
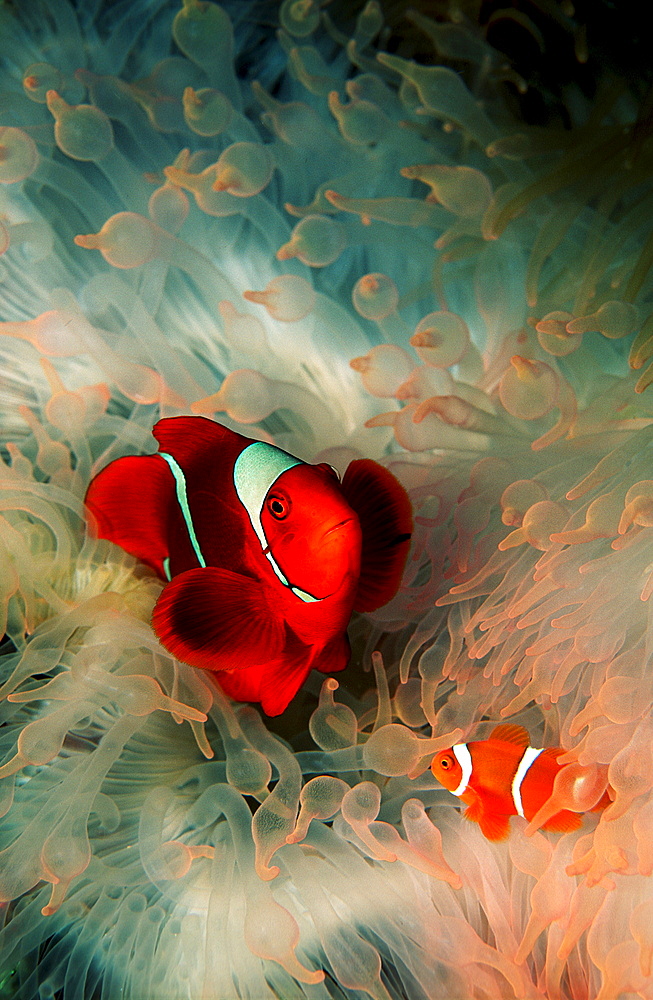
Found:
152,566 -> 285,672
340,459 -> 413,612
463,792 -> 511,841
464,802 -> 512,842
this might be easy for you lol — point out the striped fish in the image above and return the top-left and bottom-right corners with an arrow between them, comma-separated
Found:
430,723 -> 611,840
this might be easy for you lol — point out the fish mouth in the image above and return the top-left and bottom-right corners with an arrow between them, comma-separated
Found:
323,516 -> 354,538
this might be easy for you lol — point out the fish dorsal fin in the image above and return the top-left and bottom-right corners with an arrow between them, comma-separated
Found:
489,723 -> 530,746
152,415 -> 251,473
340,459 -> 413,612
539,745 -> 563,763
85,454 -> 174,578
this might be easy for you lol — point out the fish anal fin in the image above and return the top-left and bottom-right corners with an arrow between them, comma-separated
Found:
541,809 -> 583,834
152,566 -> 284,674
340,459 -> 413,613
489,723 -> 530,747
85,454 -> 173,577
219,655 -> 313,717
312,634 -> 351,674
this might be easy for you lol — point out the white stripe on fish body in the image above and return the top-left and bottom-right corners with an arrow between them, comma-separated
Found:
511,746 -> 544,818
159,452 -> 207,568
451,744 -> 473,796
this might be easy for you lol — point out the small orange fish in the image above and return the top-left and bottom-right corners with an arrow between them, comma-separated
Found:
430,724 -> 611,841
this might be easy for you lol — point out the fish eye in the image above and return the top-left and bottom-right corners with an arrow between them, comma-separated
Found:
266,494 -> 289,519
439,755 -> 454,770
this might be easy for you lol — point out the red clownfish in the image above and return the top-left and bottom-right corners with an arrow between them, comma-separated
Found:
85,416 -> 412,716
431,724 -> 611,841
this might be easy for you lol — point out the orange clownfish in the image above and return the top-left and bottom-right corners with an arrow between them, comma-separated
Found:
85,416 -> 412,716
431,724 -> 611,841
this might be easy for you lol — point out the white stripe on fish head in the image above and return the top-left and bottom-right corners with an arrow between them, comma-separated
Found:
451,744 -> 473,796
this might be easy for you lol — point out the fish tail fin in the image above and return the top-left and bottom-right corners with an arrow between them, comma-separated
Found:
591,788 -> 613,812
85,454 -> 173,577
541,810 -> 583,834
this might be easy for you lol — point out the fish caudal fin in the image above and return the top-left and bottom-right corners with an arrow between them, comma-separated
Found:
341,459 -> 413,612
541,810 -> 583,834
152,566 -> 285,673
85,454 -> 173,577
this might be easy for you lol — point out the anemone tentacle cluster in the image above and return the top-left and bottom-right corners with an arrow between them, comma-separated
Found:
1,1 -> 652,998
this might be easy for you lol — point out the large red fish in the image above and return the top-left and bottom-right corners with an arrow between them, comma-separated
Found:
85,416 -> 412,715
431,724 -> 611,840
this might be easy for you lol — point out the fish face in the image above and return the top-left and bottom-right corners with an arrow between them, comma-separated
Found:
260,464 -> 362,599
431,749 -> 463,793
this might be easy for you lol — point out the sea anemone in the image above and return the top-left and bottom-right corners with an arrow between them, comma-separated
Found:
1,1 -> 652,998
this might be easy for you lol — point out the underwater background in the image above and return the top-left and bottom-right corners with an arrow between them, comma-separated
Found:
1,0 -> 652,997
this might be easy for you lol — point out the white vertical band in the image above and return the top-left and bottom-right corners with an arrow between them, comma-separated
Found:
451,744 -> 473,796
159,452 -> 206,568
511,746 -> 544,817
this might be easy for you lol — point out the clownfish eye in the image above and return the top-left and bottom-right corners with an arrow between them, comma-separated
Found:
267,495 -> 289,519
439,754 -> 454,770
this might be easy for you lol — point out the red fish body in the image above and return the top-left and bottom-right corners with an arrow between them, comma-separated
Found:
431,724 -> 611,841
85,416 -> 412,716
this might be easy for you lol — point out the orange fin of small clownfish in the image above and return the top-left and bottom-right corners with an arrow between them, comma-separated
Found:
85,454 -> 174,578
340,459 -> 413,612
152,566 -> 285,674
531,745 -> 584,833
541,810 -> 583,834
464,797 -> 512,842
488,723 -> 530,746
